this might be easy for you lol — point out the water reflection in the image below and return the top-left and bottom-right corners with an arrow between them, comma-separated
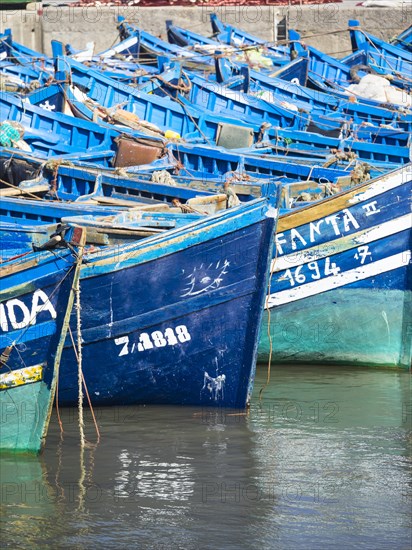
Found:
27,405 -> 262,549
248,366 -> 412,549
0,455 -> 55,548
0,366 -> 410,549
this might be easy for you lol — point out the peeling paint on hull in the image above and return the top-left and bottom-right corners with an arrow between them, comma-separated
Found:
0,249 -> 77,453
259,283 -> 412,369
261,165 -> 412,369
57,201 -> 276,408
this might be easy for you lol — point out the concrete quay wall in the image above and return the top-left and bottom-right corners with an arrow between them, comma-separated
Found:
1,4 -> 411,58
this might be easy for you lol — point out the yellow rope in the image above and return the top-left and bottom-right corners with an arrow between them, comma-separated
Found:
75,264 -> 85,449
258,220 -> 279,402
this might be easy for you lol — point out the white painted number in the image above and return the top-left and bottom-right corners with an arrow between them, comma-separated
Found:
164,328 -> 178,346
324,257 -> 341,276
282,258 -> 341,287
115,336 -> 130,356
152,331 -> 167,348
307,261 -> 321,280
354,245 -> 372,265
176,325 -> 191,343
294,265 -> 306,284
115,325 -> 191,356
137,332 -> 154,352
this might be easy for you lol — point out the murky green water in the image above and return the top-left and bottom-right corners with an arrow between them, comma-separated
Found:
1,366 -> 411,549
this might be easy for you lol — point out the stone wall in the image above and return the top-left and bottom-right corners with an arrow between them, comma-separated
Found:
1,3 -> 411,57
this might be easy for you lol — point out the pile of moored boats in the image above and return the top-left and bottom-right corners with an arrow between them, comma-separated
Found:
0,15 -> 411,453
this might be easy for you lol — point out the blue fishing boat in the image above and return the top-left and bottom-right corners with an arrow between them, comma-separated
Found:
349,20 -> 412,65
115,16 -> 213,70
263,128 -> 409,166
260,163 -> 412,369
0,90 -> 168,167
215,57 -> 412,133
391,25 -> 412,52
290,28 -> 411,94
64,41 -> 164,82
0,231 -> 84,452
0,137 -> 353,204
166,20 -> 224,49
54,197 -> 278,408
0,148 -> 221,203
209,13 -> 289,63
161,142 -> 353,186
165,21 -> 287,72
29,56 -> 410,165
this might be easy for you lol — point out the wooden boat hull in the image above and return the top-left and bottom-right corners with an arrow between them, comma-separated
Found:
1,379 -> 55,452
209,13 -> 289,63
349,20 -> 412,63
116,17 -> 213,69
54,57 -> 411,164
0,247 -> 78,452
259,280 -> 411,368
392,25 -> 412,52
56,199 -> 277,408
219,61 -> 412,133
258,164 -> 412,369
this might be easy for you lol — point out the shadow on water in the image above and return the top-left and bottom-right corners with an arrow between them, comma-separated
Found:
1,365 -> 411,549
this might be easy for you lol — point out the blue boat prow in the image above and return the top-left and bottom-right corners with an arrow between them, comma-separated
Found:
0,232 -> 84,452
55,198 -> 280,408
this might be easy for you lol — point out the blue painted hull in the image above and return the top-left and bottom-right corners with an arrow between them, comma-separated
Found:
0,247 -> 78,452
349,20 -> 412,63
0,222 -> 56,261
115,18 -> 213,70
260,164 -> 412,369
57,199 -> 276,408
209,13 -> 289,63
46,57 -> 411,165
291,26 -> 411,94
259,271 -> 411,368
221,62 -> 412,133
392,25 -> 412,51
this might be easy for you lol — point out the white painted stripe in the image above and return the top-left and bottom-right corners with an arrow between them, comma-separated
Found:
101,36 -> 138,58
267,251 -> 411,307
348,166 -> 411,204
273,214 -> 412,271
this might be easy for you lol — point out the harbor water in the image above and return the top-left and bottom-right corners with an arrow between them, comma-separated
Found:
1,365 -> 411,549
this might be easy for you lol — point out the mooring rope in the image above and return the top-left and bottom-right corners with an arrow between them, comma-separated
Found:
259,228 -> 279,402
75,265 -> 85,448
66,324 -> 101,443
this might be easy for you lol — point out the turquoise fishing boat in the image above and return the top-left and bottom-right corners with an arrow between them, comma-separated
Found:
0,230 -> 84,452
259,164 -> 412,369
